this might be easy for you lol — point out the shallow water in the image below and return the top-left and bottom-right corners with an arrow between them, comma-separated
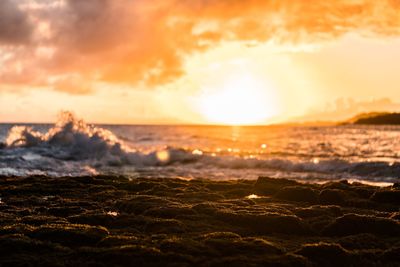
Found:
0,112 -> 399,184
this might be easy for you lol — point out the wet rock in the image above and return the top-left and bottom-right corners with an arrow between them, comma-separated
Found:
144,205 -> 197,219
294,205 -> 342,219
98,235 -> 139,247
28,224 -> 109,247
68,213 -> 117,227
191,202 -> 219,215
254,177 -> 300,195
0,175 -> 399,266
0,234 -> 69,267
322,180 -> 350,190
370,190 -> 400,205
144,218 -> 186,234
175,191 -> 225,202
352,185 -> 375,199
203,235 -> 284,256
0,224 -> 36,235
322,214 -> 400,236
218,211 -> 311,235
338,233 -> 389,250
295,242 -> 353,266
381,246 -> 400,262
0,234 -> 70,254
202,231 -> 242,240
274,186 -> 319,204
75,245 -> 169,267
21,215 -> 68,226
319,189 -> 351,205
47,206 -> 85,217
116,195 -> 175,214
390,212 -> 400,221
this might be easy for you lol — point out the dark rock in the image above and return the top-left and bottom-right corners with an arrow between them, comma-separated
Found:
47,206 -> 85,217
28,224 -> 109,247
274,186 -> 319,204
322,214 -> 400,236
218,211 -> 311,235
0,234 -> 70,254
116,195 -> 175,214
319,189 -> 353,205
322,180 -> 350,190
21,215 -> 68,226
338,233 -> 389,250
295,205 -> 342,219
370,190 -> 400,205
390,212 -> 400,221
0,175 -> 399,266
254,177 -> 299,195
191,202 -> 219,215
381,246 -> 400,262
144,205 -> 196,218
175,191 -> 225,202
144,218 -> 186,234
203,235 -> 284,256
98,235 -> 139,247
68,213 -> 117,227
75,245 -> 169,267
295,242 -> 353,266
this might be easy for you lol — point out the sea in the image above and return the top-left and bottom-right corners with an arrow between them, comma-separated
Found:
1,112 -> 399,186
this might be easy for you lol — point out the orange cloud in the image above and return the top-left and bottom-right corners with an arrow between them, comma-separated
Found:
1,0 -> 400,94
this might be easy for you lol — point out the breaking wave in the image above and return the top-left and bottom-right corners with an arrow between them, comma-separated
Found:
1,111 -> 399,180
2,112 -> 197,166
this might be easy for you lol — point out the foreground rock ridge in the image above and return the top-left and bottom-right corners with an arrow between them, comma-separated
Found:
0,175 -> 399,266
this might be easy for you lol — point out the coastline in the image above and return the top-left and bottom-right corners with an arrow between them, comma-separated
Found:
0,175 -> 399,266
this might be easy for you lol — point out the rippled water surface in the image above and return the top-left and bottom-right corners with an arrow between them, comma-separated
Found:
1,113 -> 399,184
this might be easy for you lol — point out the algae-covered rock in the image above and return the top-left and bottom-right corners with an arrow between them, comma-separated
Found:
0,175 -> 399,266
295,242 -> 353,266
28,224 -> 109,246
370,190 -> 400,205
275,186 -> 319,204
323,214 -> 400,236
254,177 -> 300,195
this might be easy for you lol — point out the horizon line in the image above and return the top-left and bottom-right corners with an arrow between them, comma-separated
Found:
0,120 -> 338,127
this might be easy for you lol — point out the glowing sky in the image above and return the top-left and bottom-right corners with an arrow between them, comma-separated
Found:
1,0 -> 400,124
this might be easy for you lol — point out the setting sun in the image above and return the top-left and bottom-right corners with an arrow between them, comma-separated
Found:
197,73 -> 280,125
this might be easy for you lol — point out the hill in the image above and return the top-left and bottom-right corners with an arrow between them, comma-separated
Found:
344,112 -> 400,125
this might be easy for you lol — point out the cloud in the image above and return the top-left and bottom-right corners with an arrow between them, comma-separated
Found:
50,74 -> 93,95
0,0 -> 33,44
1,0 -> 400,94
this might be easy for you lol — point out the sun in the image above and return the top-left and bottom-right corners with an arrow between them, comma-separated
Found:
197,73 -> 280,125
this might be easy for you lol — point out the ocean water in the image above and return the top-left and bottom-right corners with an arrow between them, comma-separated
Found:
0,112 -> 399,185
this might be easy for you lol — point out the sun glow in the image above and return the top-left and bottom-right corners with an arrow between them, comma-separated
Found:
197,74 -> 280,125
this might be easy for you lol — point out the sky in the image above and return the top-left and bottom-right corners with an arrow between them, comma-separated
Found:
1,0 -> 400,124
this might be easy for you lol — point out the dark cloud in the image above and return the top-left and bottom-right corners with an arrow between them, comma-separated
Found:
0,0 -> 33,44
1,0 -> 400,94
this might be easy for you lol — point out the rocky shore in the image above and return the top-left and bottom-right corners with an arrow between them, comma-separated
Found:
0,175 -> 399,266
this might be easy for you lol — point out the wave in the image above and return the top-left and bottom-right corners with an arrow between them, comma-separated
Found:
1,112 -> 399,180
2,112 -> 198,168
